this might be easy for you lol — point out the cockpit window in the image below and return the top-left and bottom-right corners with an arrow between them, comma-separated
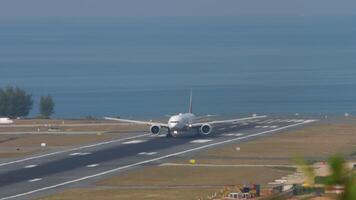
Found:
170,121 -> 179,123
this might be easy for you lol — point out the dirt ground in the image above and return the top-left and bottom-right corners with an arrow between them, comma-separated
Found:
0,118 -> 146,132
98,166 -> 290,186
38,188 -> 218,200
0,134 -> 116,158
0,119 -> 147,158
33,119 -> 356,199
194,122 -> 356,166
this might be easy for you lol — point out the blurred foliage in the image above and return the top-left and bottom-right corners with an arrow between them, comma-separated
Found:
0,86 -> 33,118
297,155 -> 356,200
325,155 -> 356,200
294,156 -> 315,185
40,95 -> 55,118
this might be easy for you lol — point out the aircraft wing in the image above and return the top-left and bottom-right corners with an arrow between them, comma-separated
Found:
190,115 -> 267,127
195,114 -> 216,120
104,117 -> 168,127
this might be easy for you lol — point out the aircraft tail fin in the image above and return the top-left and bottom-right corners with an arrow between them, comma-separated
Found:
189,89 -> 193,113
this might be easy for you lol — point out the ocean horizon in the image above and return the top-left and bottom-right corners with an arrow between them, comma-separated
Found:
0,16 -> 355,118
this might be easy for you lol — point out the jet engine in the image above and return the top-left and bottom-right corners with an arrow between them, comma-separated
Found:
199,123 -> 212,135
150,125 -> 161,134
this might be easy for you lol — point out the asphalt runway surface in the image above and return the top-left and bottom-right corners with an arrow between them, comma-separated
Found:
0,117 -> 317,200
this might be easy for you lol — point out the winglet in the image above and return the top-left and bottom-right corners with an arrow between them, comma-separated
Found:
189,89 -> 193,113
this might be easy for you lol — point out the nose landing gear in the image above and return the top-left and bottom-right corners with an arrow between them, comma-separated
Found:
166,129 -> 173,138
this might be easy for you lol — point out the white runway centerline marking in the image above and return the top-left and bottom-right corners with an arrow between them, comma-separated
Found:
0,133 -> 150,168
24,165 -> 37,169
86,164 -> 99,168
0,120 -> 317,200
28,178 -> 42,183
138,152 -> 158,156
218,127 -> 226,131
190,139 -> 213,144
122,140 -> 146,144
150,134 -> 166,138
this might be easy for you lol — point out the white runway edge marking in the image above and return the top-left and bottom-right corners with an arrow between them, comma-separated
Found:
28,178 -> 42,183
69,152 -> 91,156
255,125 -> 278,129
0,120 -> 317,200
190,139 -> 213,144
0,133 -> 150,168
24,165 -> 37,169
122,140 -> 146,144
86,164 -> 99,168
222,133 -> 244,137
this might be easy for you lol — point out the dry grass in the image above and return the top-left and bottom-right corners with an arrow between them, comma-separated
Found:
12,119 -> 113,125
0,119 -> 146,132
0,119 -> 147,158
197,123 -> 356,165
38,188 -> 217,200
0,134 -> 114,147
0,134 -> 116,158
97,166 -> 290,186
0,150 -> 39,158
38,121 -> 356,200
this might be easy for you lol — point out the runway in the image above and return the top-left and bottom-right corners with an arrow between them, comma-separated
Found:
0,118 -> 317,200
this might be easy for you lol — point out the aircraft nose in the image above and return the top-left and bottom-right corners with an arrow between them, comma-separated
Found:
169,123 -> 177,129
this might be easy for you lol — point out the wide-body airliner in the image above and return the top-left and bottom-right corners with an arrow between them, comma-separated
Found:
105,91 -> 266,137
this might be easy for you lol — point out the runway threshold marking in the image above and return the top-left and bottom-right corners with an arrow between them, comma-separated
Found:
28,178 -> 42,183
24,165 -> 37,169
0,120 -> 317,200
0,133 -> 150,168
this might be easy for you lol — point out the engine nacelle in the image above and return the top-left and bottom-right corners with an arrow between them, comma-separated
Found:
150,125 -> 161,134
199,123 -> 212,135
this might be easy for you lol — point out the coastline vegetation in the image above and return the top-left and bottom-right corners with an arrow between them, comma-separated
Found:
0,86 -> 33,118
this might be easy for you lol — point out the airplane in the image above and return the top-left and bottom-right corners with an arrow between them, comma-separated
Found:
0,118 -> 14,125
105,91 -> 266,137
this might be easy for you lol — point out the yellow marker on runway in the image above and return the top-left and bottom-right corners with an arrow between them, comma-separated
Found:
189,159 -> 196,164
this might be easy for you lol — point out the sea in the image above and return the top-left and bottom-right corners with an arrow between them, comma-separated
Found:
0,16 -> 355,118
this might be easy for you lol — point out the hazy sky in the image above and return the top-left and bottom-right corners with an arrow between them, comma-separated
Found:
0,0 -> 356,20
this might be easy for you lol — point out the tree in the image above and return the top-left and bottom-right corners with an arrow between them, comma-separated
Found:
0,86 -> 33,118
325,155 -> 356,200
296,155 -> 356,200
39,95 -> 55,118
